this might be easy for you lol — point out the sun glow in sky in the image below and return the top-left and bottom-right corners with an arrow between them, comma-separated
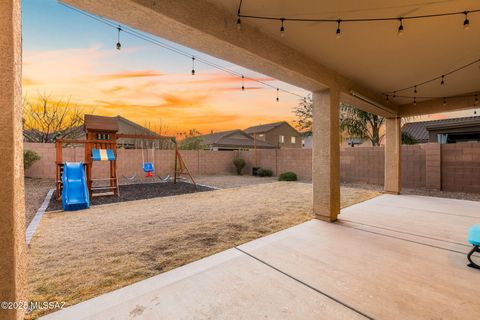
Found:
22,0 -> 308,135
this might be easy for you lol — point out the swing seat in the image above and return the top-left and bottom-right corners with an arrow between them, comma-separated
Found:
467,224 -> 480,270
143,162 -> 154,173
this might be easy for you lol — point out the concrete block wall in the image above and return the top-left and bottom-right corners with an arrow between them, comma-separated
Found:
23,142 -> 480,193
441,142 -> 480,193
340,146 -> 384,185
402,145 -> 426,188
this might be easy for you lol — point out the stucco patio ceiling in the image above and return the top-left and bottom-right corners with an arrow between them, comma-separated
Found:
213,0 -> 480,103
61,0 -> 480,117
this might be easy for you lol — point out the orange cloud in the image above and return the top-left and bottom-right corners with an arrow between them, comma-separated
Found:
95,70 -> 163,81
23,77 -> 42,86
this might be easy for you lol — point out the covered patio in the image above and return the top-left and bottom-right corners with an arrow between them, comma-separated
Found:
1,1 -> 479,319
41,194 -> 480,319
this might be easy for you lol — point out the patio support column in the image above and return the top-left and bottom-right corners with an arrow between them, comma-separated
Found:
0,1 -> 26,320
384,117 -> 402,194
312,88 -> 340,222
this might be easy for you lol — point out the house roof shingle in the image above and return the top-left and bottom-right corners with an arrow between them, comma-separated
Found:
244,121 -> 287,134
402,116 -> 480,142
199,129 -> 276,149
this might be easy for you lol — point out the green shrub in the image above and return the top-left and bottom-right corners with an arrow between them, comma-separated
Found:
257,168 -> 273,177
233,158 -> 246,175
278,171 -> 297,181
24,150 -> 41,170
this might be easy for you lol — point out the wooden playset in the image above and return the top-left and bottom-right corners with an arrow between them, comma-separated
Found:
55,115 -> 196,209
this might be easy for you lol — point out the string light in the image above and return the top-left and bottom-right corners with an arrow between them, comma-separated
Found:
397,18 -> 404,36
414,85 -> 417,94
475,94 -> 478,114
443,97 -> 447,106
276,88 -> 280,102
280,18 -> 285,37
241,75 -> 245,91
191,57 -> 196,75
464,11 -> 470,30
440,75 -> 445,85
385,95 -> 390,104
413,97 -> 417,106
116,26 -> 122,50
336,20 -> 342,39
236,0 -> 242,30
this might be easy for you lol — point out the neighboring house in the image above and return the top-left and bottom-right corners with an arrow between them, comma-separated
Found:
244,121 -> 302,148
302,135 -> 372,149
402,116 -> 480,144
79,115 -> 170,149
302,135 -> 312,149
198,129 -> 276,151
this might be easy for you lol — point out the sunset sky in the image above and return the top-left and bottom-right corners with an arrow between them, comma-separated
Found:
22,0 -> 308,135
22,1 -> 475,136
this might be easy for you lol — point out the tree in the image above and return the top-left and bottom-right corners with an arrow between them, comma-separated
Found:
178,129 -> 205,150
293,95 -> 313,135
401,131 -> 417,145
339,104 -> 384,146
23,94 -> 88,143
293,97 -> 385,146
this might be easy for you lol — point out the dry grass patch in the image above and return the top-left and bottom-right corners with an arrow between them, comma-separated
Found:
27,182 -> 379,318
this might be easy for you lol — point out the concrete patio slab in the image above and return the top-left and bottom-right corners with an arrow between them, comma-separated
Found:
41,195 -> 480,320
340,194 -> 479,245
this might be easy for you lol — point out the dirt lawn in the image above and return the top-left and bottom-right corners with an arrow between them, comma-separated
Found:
28,182 -> 379,318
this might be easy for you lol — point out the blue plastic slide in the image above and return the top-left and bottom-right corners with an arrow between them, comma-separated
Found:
62,162 -> 90,211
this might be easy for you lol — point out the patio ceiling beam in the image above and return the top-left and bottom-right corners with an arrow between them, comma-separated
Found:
398,93 -> 479,117
60,0 -> 397,117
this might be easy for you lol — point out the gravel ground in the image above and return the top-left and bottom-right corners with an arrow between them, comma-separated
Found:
27,182 -> 380,318
24,178 -> 55,226
195,175 -> 278,188
342,182 -> 480,202
46,181 -> 211,211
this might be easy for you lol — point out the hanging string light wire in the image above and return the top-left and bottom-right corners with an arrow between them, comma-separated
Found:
236,2 -> 480,27
61,2 -> 306,100
385,58 -> 480,96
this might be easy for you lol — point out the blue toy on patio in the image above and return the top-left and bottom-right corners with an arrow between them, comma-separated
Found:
467,224 -> 480,269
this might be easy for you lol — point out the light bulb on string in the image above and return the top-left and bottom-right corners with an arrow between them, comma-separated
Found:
441,75 -> 445,85
191,57 -> 196,75
236,17 -> 242,30
443,97 -> 447,106
276,88 -> 280,102
280,18 -> 285,37
464,11 -> 470,30
116,26 -> 122,50
336,20 -> 342,39
241,75 -> 245,91
386,95 -> 390,104
397,18 -> 404,36
413,97 -> 417,106
414,86 -> 417,94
